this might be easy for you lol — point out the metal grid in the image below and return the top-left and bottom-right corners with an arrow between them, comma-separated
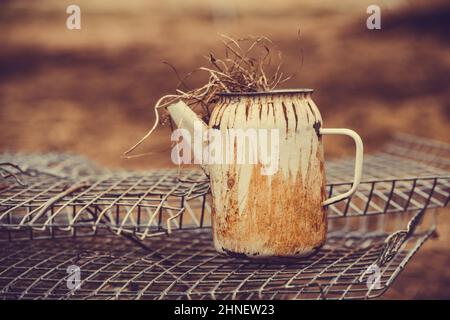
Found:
0,152 -> 102,178
1,134 -> 449,241
0,211 -> 438,300
0,168 -> 210,241
0,133 -> 448,300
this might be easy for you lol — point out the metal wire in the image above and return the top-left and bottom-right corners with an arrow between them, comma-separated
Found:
0,134 -> 448,241
0,152 -> 103,178
0,214 -> 436,300
0,133 -> 448,300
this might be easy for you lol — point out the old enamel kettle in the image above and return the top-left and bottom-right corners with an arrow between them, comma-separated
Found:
168,89 -> 363,258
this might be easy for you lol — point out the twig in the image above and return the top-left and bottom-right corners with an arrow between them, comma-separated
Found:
123,35 -> 292,159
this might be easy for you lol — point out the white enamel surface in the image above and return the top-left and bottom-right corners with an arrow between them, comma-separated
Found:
167,101 -> 208,139
167,94 -> 363,257
167,101 -> 210,174
320,128 -> 364,207
207,93 -> 327,257
208,95 -> 324,212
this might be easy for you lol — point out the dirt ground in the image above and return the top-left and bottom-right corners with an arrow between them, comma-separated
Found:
0,0 -> 449,299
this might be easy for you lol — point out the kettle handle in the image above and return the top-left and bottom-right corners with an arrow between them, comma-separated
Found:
320,128 -> 364,207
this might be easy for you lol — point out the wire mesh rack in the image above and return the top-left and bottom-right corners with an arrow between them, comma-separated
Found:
0,216 -> 438,300
0,133 -> 449,300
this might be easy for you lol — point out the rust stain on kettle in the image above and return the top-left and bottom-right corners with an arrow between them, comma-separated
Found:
213,161 -> 327,258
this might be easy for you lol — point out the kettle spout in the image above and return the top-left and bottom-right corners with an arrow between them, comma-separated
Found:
167,101 -> 210,175
167,101 -> 208,137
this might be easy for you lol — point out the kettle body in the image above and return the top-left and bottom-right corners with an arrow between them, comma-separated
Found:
167,89 -> 363,259
209,90 -> 327,258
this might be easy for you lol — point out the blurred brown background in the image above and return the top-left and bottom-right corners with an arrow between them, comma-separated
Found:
0,0 -> 449,299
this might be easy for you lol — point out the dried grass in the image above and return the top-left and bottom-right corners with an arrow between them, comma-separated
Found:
123,35 -> 291,158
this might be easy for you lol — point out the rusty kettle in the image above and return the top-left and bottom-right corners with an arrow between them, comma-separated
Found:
168,89 -> 363,258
